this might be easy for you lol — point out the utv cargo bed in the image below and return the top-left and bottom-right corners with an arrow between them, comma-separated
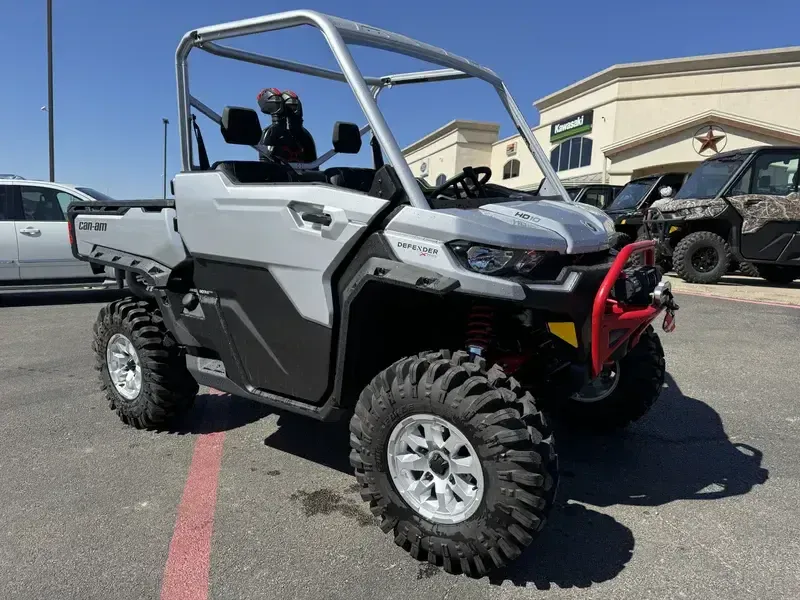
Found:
67,200 -> 186,286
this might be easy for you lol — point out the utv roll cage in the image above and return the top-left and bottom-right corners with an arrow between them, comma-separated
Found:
175,9 -> 571,209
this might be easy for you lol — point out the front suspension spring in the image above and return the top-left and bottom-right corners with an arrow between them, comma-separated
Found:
465,305 -> 495,356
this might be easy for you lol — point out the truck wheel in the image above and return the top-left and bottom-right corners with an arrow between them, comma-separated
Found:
673,231 -> 730,284
757,265 -> 798,285
350,350 -> 557,577
92,297 -> 198,429
542,326 -> 665,431
629,226 -> 671,272
610,232 -> 632,250
737,262 -> 760,277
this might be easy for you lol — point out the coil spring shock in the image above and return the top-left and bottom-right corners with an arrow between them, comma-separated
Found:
465,304 -> 495,357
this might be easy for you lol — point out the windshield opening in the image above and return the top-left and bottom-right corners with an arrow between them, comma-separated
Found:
674,158 -> 745,200
76,187 -> 117,202
607,177 -> 657,211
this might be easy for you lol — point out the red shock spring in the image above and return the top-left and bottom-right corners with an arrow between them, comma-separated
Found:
465,305 -> 495,356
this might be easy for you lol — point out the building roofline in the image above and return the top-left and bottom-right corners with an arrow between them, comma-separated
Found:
534,46 -> 800,112
402,119 -> 499,155
601,109 -> 800,157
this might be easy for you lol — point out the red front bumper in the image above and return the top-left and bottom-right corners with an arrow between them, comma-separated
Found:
590,240 -> 666,378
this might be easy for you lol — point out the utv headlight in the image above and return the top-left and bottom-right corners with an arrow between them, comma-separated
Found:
449,242 -> 550,276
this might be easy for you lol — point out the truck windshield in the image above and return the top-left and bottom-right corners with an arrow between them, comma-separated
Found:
673,158 -> 745,200
606,177 -> 656,211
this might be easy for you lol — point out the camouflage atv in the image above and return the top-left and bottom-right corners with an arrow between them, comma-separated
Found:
646,146 -> 800,285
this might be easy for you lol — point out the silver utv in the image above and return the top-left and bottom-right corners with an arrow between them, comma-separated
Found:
69,10 -> 676,577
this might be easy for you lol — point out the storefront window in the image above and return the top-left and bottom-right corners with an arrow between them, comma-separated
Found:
550,137 -> 592,173
502,159 -> 520,180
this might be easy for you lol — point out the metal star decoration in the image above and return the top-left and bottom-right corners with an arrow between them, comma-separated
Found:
695,127 -> 725,154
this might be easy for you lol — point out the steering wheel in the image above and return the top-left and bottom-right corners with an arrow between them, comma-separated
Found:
430,166 -> 492,199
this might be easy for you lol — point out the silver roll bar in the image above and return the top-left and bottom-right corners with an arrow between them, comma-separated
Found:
175,9 -> 572,209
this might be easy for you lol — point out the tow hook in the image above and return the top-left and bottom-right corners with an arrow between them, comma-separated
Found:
653,280 -> 679,332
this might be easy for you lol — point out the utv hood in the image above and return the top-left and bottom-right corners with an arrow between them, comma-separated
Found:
478,200 -> 614,253
387,199 -> 615,254
650,197 -> 727,214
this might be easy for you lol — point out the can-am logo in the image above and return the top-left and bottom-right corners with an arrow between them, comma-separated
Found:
78,221 -> 107,232
396,241 -> 439,257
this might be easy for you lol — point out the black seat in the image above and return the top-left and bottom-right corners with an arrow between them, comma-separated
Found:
213,160 -> 296,184
324,167 -> 376,194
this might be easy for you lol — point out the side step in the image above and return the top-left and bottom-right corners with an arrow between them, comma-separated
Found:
186,355 -> 344,422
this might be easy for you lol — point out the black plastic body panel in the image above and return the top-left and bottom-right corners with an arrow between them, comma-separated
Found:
739,223 -> 796,261
188,257 -> 333,402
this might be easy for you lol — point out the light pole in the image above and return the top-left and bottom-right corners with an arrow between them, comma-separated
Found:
46,0 -> 55,181
162,118 -> 169,199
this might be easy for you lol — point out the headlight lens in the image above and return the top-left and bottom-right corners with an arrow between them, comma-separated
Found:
450,242 -> 550,276
465,246 -> 515,274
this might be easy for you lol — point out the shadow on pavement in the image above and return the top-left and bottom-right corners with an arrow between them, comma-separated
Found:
262,414 -> 352,474
174,372 -> 767,589
490,502 -> 634,589
715,275 -> 798,289
170,392 -> 272,435
557,372 -> 769,508
0,287 -> 127,307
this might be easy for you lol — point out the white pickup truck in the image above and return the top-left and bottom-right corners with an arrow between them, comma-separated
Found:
0,176 -> 123,287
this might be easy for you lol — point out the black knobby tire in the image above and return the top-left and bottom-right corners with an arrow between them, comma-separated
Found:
349,350 -> 557,577
610,232 -> 632,251
673,231 -> 731,284
757,264 -> 799,285
93,297 -> 198,429
542,327 -> 665,431
737,262 -> 760,278
628,227 -> 671,272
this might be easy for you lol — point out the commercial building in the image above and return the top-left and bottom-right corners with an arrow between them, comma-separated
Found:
403,46 -> 800,191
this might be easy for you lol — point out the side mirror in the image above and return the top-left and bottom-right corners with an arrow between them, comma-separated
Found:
332,122 -> 362,154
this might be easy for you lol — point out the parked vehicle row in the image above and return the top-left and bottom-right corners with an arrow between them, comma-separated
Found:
534,148 -> 799,286
646,146 -> 800,284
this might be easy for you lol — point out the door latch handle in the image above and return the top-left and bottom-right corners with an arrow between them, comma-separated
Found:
301,212 -> 332,226
19,227 -> 41,235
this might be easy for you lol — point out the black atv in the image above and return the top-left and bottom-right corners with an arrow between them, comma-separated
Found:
604,173 -> 688,249
645,146 -> 800,285
534,178 -> 621,210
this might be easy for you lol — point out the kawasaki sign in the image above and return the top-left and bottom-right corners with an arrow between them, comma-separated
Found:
550,110 -> 593,142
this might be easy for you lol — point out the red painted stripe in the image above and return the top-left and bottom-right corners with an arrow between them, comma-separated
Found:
676,289 -> 800,309
161,389 -> 227,600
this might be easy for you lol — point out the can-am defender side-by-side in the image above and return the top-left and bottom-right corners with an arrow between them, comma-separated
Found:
647,146 -> 800,284
67,11 -> 679,577
604,172 -> 688,247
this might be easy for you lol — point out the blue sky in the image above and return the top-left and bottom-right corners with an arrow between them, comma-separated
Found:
2,0 -> 798,198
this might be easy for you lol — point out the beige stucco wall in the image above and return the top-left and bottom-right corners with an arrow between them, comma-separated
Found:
403,122 -> 499,184
403,50 -> 800,191
613,66 -> 800,141
609,126 -> 788,178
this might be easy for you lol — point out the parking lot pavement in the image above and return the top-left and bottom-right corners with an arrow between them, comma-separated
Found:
1,291 -> 798,600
